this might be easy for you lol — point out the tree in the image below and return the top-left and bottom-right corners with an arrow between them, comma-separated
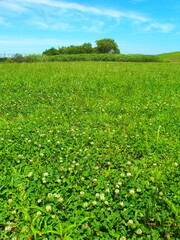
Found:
43,47 -> 59,55
13,54 -> 25,62
95,38 -> 120,54
58,46 -> 67,54
81,43 -> 94,53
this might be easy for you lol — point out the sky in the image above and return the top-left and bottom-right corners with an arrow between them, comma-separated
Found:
0,0 -> 180,55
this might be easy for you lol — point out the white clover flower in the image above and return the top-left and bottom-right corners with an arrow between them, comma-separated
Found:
128,219 -> 134,225
46,205 -> 52,212
118,181 -> 123,186
159,192 -> 163,196
172,162 -> 178,167
8,199 -> 13,204
42,178 -> 47,183
120,173 -> 125,177
47,193 -> 53,198
100,194 -> 105,201
11,210 -> 16,215
37,199 -> 42,203
127,172 -> 132,177
53,193 -> 60,198
5,226 -> 12,231
56,179 -> 61,183
105,188 -> 110,193
58,198 -> 64,203
40,153 -> 44,157
115,184 -> 120,188
29,159 -> 33,163
127,161 -> 132,165
92,201 -> 97,206
95,193 -> 100,198
119,201 -> 124,207
36,211 -> 42,216
80,191 -> 85,196
51,215 -> 56,219
137,188 -> 141,192
56,141 -> 60,144
120,237 -> 126,240
136,229 -> 143,235
27,172 -> 33,177
12,237 -> 18,240
93,178 -> 98,182
115,189 -> 120,194
129,189 -> 135,195
18,155 -> 23,159
43,172 -> 49,177
104,201 -> 109,205
83,202 -> 88,207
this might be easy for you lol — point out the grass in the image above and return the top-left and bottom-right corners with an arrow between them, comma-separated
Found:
0,62 -> 179,240
157,51 -> 180,62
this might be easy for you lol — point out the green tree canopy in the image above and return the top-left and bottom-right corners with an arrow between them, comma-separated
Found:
95,39 -> 120,54
43,39 -> 120,55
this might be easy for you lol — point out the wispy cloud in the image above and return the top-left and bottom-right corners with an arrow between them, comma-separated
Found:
0,0 -> 175,33
0,1 -> 26,12
144,23 -> 175,33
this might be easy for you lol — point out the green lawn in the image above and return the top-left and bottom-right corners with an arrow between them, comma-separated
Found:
0,62 -> 179,239
157,51 -> 180,62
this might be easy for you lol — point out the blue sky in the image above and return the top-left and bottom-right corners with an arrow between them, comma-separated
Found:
0,0 -> 179,55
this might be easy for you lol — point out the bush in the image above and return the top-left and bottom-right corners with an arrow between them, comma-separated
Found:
1,54 -> 161,63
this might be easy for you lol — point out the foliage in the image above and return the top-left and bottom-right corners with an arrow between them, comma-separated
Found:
43,39 -> 120,55
43,47 -> 59,56
95,38 -> 120,54
0,62 -> 179,239
0,54 -> 161,63
12,54 -> 26,63
43,42 -> 94,55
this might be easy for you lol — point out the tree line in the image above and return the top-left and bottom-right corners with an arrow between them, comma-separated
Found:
43,38 -> 120,55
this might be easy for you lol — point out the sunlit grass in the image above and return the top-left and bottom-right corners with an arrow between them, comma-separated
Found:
0,62 -> 179,239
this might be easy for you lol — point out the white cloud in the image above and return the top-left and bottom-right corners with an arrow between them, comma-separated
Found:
0,0 -> 175,33
0,1 -> 26,12
145,23 -> 175,33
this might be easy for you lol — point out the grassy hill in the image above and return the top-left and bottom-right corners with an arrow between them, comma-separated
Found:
157,51 -> 180,62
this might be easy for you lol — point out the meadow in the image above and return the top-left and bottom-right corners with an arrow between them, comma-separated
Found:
0,62 -> 179,240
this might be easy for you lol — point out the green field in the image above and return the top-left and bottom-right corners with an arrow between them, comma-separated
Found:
157,52 -> 180,62
0,62 -> 179,240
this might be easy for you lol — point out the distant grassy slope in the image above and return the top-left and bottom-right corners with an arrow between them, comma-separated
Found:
157,51 -> 180,62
